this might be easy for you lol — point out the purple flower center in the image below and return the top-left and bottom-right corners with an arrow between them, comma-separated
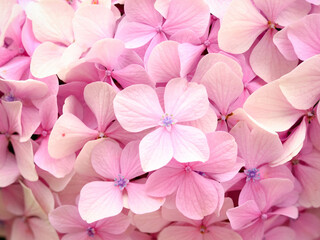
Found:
114,174 -> 129,191
200,225 -> 207,234
159,114 -> 177,130
2,93 -> 17,102
261,213 -> 268,221
87,227 -> 96,237
244,168 -> 261,182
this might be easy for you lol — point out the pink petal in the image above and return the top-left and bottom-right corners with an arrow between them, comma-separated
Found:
115,21 -> 157,48
139,127 -> 173,171
250,29 -> 298,83
49,205 -> 87,233
84,82 -> 116,132
1,100 -> 22,135
243,80 -> 305,132
163,0 -> 210,36
164,78 -> 209,122
114,84 -> 163,132
112,64 -> 155,88
171,124 -> 209,163
265,226 -> 296,240
85,38 -> 125,69
91,140 -> 122,179
126,183 -> 164,214
226,200 -> 261,230
125,0 -> 163,26
154,0 -> 170,18
159,226 -> 202,240
21,106 -> 41,142
0,152 -> 19,187
0,56 -> 30,80
79,181 -> 123,223
201,62 -> 243,114
253,0 -> 296,22
218,0 -> 267,54
147,40 -> 180,83
146,167 -> 184,197
11,137 -> 38,181
131,209 -> 170,233
194,131 -> 237,175
26,0 -> 74,44
279,54 -> 320,110
73,5 -> 116,50
48,113 -> 97,159
276,0 -> 311,26
273,27 -> 298,61
28,218 -> 59,240
230,121 -> 283,168
206,226 -> 242,240
96,213 -> 130,235
192,53 -> 243,84
11,218 -> 34,240
61,232 -> 90,240
176,172 -> 221,220
120,141 -> 144,179
39,95 -> 57,131
260,178 -> 294,211
239,182 -> 267,210
178,43 -> 204,78
271,119 -> 306,166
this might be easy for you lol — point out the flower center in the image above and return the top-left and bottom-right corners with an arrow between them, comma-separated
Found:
155,26 -> 162,33
41,130 -> 48,137
203,40 -> 211,47
185,166 -> 192,172
261,214 -> 268,221
114,174 -> 129,191
292,159 -> 299,165
159,114 -> 177,131
87,227 -> 96,237
97,132 -> 105,138
200,225 -> 207,234
2,93 -> 17,102
244,168 -> 261,182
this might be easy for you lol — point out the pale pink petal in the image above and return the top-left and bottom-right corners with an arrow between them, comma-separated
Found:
154,0 -> 170,18
193,131 -> 237,175
271,119 -> 306,166
96,213 -> 130,235
131,209 -> 170,233
85,38 -> 124,69
49,205 -> 87,233
115,21 -> 157,48
147,40 -> 180,83
30,42 -> 66,78
1,100 -> 22,135
0,152 -> 19,187
91,140 -> 121,179
239,182 -> 267,210
218,0 -> 268,54
279,54 -> 320,110
146,167 -> 184,197
120,141 -> 144,179
125,0 -> 163,26
290,212 -> 320,239
265,226 -> 296,240
243,80 -> 305,132
74,138 -> 105,178
114,84 -> 163,132
11,218 -> 34,240
62,232 -> 91,240
226,200 -> 261,230
11,137 -> 38,181
230,121 -> 283,168
205,226 -> 242,240
201,62 -> 243,114
39,95 -> 57,130
250,29 -> 298,83
260,178 -> 294,211
79,181 -> 123,223
139,127 -> 173,171
0,56 -> 30,80
273,27 -> 298,61
176,172 -> 220,220
178,43 -> 204,78
276,0 -> 311,26
192,53 -> 243,83
143,31 -> 168,64
21,19 -> 40,56
26,0 -> 74,44
73,5 -> 116,49
253,0 -> 296,22
112,64 -> 155,88
159,226 -> 202,240
270,206 -> 298,219
237,220 -> 264,240
63,61 -> 99,83
28,218 -> 59,240
126,183 -> 164,214
84,82 -> 116,132
164,78 -> 209,122
48,113 -> 97,159
162,0 -> 210,36
171,124 -> 209,163
20,106 -> 41,141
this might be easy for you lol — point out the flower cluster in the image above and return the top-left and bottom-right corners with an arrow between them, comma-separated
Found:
0,0 -> 320,239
